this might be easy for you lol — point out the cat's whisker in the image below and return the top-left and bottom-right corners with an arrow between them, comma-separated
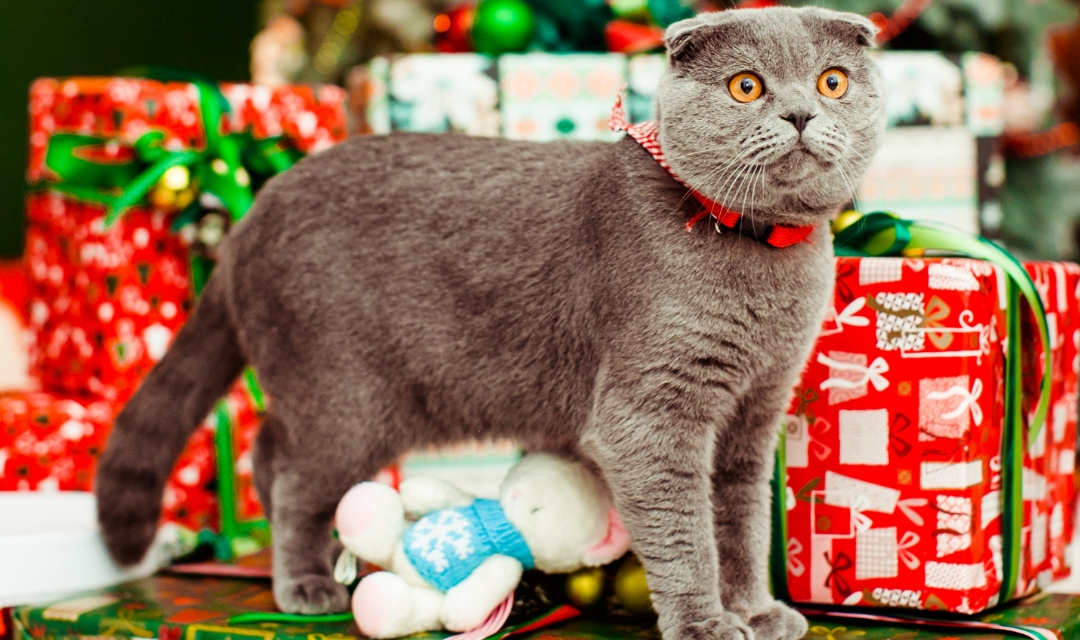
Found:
749,161 -> 769,233
667,148 -> 752,219
836,163 -> 862,212
719,161 -> 755,217
660,148 -> 747,218
737,162 -> 758,230
704,150 -> 754,209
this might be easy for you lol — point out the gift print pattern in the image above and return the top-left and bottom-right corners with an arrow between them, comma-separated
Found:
856,527 -> 899,579
819,351 -> 890,405
859,258 -> 905,285
928,262 -> 981,291
924,561 -> 987,590
784,256 -> 1018,612
919,375 -> 980,440
935,496 -> 973,557
839,409 -> 890,466
870,292 -> 926,352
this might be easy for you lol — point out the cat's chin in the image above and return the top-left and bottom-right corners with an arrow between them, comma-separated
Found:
773,146 -> 837,176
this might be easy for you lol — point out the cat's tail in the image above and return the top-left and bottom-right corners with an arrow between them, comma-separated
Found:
95,272 -> 245,565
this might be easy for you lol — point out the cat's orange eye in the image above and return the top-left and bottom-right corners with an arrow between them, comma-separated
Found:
728,73 -> 763,103
817,69 -> 849,99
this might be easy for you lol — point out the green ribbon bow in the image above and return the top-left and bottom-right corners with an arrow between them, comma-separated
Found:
40,73 -> 301,231
771,211 -> 1053,607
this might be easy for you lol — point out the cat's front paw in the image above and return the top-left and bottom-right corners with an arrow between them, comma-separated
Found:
671,612 -> 754,640
746,601 -> 807,640
274,574 -> 350,614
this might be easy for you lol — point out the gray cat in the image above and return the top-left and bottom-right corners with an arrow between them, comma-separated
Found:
95,7 -> 885,640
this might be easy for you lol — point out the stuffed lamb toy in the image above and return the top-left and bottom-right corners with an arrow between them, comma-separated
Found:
335,452 -> 631,638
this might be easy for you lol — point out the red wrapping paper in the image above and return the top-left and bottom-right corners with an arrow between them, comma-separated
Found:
782,256 -> 1079,614
25,77 -> 347,403
0,382 -> 259,532
1021,262 -> 1080,585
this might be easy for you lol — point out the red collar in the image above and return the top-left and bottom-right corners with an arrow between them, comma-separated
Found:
609,95 -> 815,249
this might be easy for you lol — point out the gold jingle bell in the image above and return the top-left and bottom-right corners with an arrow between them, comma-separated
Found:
151,165 -> 196,212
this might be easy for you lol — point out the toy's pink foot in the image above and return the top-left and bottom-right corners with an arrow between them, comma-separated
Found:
352,573 -> 390,637
335,482 -> 404,567
352,572 -> 442,639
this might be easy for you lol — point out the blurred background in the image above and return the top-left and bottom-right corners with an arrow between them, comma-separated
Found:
1,0 -> 1079,261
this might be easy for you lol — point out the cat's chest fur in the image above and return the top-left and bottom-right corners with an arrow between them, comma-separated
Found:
225,134 -> 834,445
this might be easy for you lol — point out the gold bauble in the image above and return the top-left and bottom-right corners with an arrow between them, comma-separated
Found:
565,567 -> 605,608
832,209 -> 863,234
614,555 -> 654,616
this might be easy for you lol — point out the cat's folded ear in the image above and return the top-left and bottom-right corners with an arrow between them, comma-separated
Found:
664,12 -> 733,66
818,10 -> 879,48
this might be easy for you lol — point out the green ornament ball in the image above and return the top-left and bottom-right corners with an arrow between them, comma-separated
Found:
614,555 -> 655,616
472,0 -> 536,55
610,0 -> 651,22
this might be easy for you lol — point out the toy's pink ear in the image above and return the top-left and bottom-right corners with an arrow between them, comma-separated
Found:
583,507 -> 631,566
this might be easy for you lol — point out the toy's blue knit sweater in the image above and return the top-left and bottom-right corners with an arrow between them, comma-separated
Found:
402,498 -> 535,591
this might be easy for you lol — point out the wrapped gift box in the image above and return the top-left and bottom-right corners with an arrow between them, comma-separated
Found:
625,54 -> 665,125
360,52 -> 633,140
9,77 -> 349,549
499,53 -> 626,142
382,54 -> 500,136
778,256 -> 1079,614
25,77 -> 347,404
857,52 -> 1007,236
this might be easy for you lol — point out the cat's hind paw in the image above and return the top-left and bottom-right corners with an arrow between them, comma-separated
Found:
274,574 -> 350,614
672,612 -> 754,640
746,601 -> 807,640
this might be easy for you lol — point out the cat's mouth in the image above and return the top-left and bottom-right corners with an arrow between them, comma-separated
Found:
775,147 -> 817,175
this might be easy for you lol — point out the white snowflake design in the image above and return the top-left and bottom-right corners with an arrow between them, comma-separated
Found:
407,510 -> 476,573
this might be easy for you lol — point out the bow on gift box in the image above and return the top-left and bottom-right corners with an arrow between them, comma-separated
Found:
923,295 -> 953,349
793,387 -> 819,423
927,378 -> 985,426
787,538 -> 806,577
889,413 -> 913,458
817,353 -> 890,393
897,531 -> 921,570
824,550 -> 854,598
38,72 -> 301,251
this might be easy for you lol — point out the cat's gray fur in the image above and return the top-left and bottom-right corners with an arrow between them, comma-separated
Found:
96,7 -> 884,640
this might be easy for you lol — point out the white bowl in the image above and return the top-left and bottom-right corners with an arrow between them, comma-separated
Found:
0,492 -> 169,607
